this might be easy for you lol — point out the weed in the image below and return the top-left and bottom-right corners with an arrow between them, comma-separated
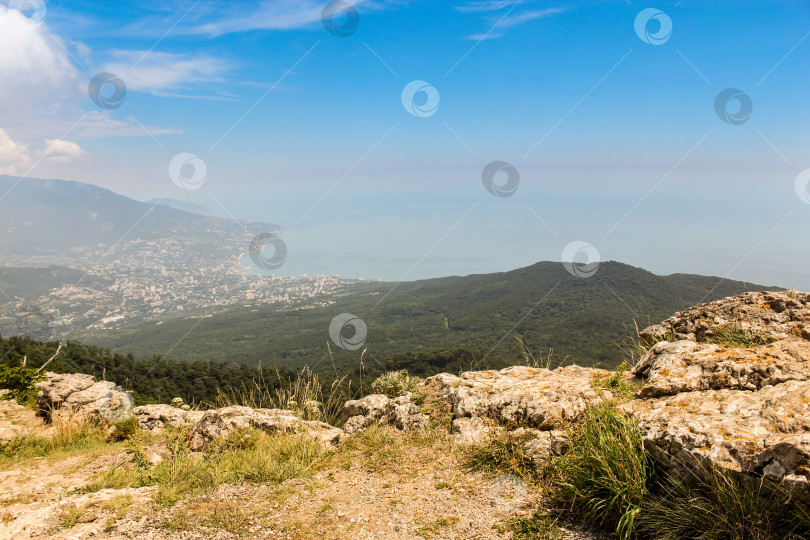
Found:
415,515 -> 459,537
0,413 -> 107,463
590,362 -> 639,402
107,416 -> 139,442
215,366 -> 353,426
637,465 -> 810,540
58,506 -> 82,529
87,428 -> 330,505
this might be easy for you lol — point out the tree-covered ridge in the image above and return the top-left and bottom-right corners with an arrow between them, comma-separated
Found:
82,261 -> 780,374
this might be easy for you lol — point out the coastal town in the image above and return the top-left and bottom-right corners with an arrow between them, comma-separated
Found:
0,233 -> 355,339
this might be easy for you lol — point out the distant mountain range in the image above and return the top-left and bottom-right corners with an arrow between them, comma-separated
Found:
80,261 -> 780,375
0,175 -> 278,265
0,175 -> 783,379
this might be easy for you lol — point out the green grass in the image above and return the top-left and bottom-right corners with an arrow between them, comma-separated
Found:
463,429 -> 541,484
590,362 -> 639,402
706,326 -> 775,348
637,465 -> 810,540
544,403 -> 651,540
85,427 -> 331,505
0,415 -> 109,464
498,510 -> 565,540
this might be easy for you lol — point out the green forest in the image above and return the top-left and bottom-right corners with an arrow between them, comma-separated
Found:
82,261 -> 777,377
0,334 -> 491,406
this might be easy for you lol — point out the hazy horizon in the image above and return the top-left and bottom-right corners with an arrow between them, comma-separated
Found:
1,1 -> 809,288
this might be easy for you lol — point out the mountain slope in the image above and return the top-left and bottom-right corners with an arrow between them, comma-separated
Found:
80,261 -> 780,375
0,175 -> 277,263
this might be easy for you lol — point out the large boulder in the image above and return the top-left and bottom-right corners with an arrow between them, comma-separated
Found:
342,393 -> 427,435
132,404 -> 203,433
188,406 -> 343,451
620,380 -> 810,502
36,373 -> 133,424
632,339 -> 810,397
423,365 -> 625,429
640,290 -> 810,344
626,290 -> 810,502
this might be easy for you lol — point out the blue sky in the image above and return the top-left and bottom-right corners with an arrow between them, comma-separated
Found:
1,0 -> 810,287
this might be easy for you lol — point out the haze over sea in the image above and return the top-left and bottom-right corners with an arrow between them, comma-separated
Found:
1,1 -> 808,286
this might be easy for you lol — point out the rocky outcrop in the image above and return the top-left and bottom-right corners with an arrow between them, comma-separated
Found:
640,290 -> 810,344
631,339 -> 810,397
36,372 -> 133,424
135,404 -> 343,450
619,291 -> 810,502
340,291 -> 810,503
424,365 -> 625,429
342,393 -> 427,434
620,380 -> 810,501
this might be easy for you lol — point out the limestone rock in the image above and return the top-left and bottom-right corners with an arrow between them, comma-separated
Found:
187,406 -> 343,451
342,393 -> 428,435
632,339 -> 810,397
620,380 -> 810,502
36,372 -> 133,424
640,290 -> 810,344
132,404 -> 192,433
35,372 -> 95,416
512,428 -> 568,466
424,365 -> 621,429
451,417 -> 491,445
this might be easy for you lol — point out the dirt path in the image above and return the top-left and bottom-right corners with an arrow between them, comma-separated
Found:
0,409 -> 605,539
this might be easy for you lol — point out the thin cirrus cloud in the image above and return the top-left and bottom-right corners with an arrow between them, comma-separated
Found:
182,0 -> 389,36
455,0 -> 528,12
99,50 -> 233,98
460,2 -> 568,40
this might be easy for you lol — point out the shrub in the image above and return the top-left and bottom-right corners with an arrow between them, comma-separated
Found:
107,416 -> 139,442
0,365 -> 45,405
544,403 -> 650,539
371,370 -> 422,398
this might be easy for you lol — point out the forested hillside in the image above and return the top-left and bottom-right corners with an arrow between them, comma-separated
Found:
82,261 -> 779,375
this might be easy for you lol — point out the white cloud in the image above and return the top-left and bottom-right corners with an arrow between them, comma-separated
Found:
0,128 -> 87,174
100,50 -> 231,95
38,139 -> 85,163
186,0 -> 389,36
0,128 -> 32,175
0,5 -> 182,154
467,7 -> 566,40
0,5 -> 82,127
